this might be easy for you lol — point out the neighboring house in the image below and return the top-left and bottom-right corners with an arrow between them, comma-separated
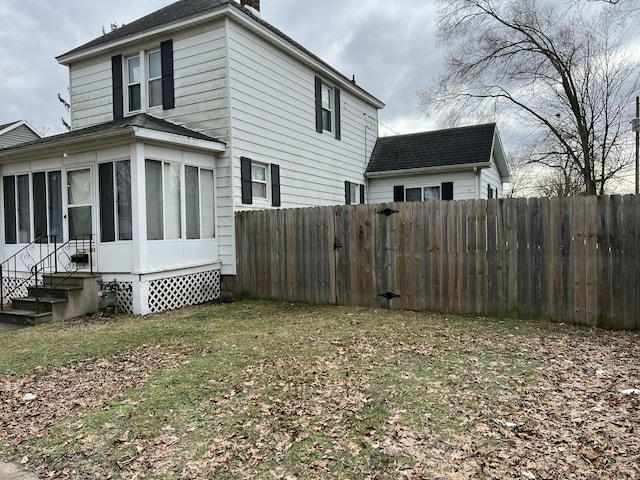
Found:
0,0 -> 383,315
366,123 -> 510,203
0,120 -> 41,148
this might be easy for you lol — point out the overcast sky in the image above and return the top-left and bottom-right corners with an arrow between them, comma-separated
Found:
0,0 -> 441,137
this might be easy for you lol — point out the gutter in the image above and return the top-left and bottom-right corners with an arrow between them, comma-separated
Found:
365,162 -> 492,179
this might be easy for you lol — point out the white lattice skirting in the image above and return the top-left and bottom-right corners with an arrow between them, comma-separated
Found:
148,269 -> 221,313
116,282 -> 134,314
1,277 -> 37,303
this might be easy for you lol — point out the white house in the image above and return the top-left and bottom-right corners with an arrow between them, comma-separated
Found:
0,0 -> 384,317
366,123 -> 510,203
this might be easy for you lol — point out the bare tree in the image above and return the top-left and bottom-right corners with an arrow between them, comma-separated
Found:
419,0 -> 640,195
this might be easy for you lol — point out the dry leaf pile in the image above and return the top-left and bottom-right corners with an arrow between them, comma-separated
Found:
0,309 -> 638,479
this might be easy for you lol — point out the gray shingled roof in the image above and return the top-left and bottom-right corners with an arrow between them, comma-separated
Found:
366,123 -> 498,173
56,0 -> 383,107
0,121 -> 20,131
58,0 -> 229,59
0,114 -> 223,152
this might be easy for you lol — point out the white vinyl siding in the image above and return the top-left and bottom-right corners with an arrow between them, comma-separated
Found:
368,171 -> 479,204
0,124 -> 40,147
226,21 -> 379,210
481,158 -> 505,198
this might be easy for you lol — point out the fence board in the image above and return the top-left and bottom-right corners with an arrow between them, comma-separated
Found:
438,202 -> 462,313
596,195 -> 611,329
584,197 -> 598,327
548,198 -> 561,322
506,199 -> 519,316
486,200 -> 497,315
609,196 -> 624,328
559,197 -> 573,323
622,195 -> 637,330
429,201 -> 442,312
234,196 -> 640,331
476,200 -> 488,315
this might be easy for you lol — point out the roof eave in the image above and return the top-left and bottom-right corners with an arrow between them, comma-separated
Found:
57,5 -> 230,65
491,128 -> 512,182
132,126 -> 226,152
0,120 -> 42,139
0,127 -> 225,163
366,162 -> 492,178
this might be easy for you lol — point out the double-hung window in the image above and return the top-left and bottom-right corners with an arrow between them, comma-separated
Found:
147,51 -> 162,108
240,157 -> 281,207
251,164 -> 268,200
112,39 -> 174,119
125,50 -> 161,113
344,181 -> 365,205
314,76 -> 341,139
126,56 -> 141,112
321,84 -> 333,132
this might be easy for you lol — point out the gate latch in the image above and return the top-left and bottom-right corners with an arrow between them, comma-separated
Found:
377,208 -> 399,216
379,291 -> 400,300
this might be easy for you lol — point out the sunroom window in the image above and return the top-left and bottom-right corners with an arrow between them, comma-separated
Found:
185,166 -> 215,239
145,160 -> 181,240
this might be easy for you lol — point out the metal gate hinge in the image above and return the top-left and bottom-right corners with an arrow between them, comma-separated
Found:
379,291 -> 400,300
377,208 -> 399,216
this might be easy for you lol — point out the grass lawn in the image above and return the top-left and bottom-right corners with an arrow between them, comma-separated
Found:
0,300 -> 639,479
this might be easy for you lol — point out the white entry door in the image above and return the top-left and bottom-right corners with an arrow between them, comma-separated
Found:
66,167 -> 96,269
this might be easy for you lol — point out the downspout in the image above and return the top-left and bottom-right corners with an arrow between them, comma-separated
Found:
474,166 -> 480,199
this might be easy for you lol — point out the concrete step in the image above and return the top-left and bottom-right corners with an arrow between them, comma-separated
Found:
0,308 -> 53,326
11,296 -> 68,313
27,284 -> 82,299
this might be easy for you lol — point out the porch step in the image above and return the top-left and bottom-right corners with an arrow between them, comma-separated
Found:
11,297 -> 68,313
27,284 -> 82,299
0,273 -> 100,325
0,308 -> 53,326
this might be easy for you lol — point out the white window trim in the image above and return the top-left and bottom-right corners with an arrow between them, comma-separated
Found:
321,82 -> 333,133
251,162 -> 269,203
124,48 -> 162,115
405,185 -> 441,202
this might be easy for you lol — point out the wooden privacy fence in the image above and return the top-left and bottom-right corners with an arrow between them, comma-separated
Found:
234,195 -> 640,330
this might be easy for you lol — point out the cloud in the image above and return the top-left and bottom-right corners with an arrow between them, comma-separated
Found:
0,0 -> 443,135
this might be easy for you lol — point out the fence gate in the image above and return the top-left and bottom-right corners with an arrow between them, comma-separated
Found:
234,197 -> 640,330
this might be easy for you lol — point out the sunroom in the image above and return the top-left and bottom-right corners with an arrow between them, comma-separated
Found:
0,114 -> 226,316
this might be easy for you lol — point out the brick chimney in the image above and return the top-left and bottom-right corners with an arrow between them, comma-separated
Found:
241,0 -> 260,12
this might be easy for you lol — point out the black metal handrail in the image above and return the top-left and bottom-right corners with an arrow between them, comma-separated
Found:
1,234 -> 94,311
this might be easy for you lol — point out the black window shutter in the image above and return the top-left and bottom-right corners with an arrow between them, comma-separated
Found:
442,181 -> 454,200
240,157 -> 252,204
345,181 -> 351,205
314,76 -> 323,133
160,39 -> 175,110
334,87 -> 341,140
393,185 -> 405,202
271,164 -> 281,207
111,55 -> 124,120
3,176 -> 16,244
360,184 -> 365,204
99,163 -> 116,242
